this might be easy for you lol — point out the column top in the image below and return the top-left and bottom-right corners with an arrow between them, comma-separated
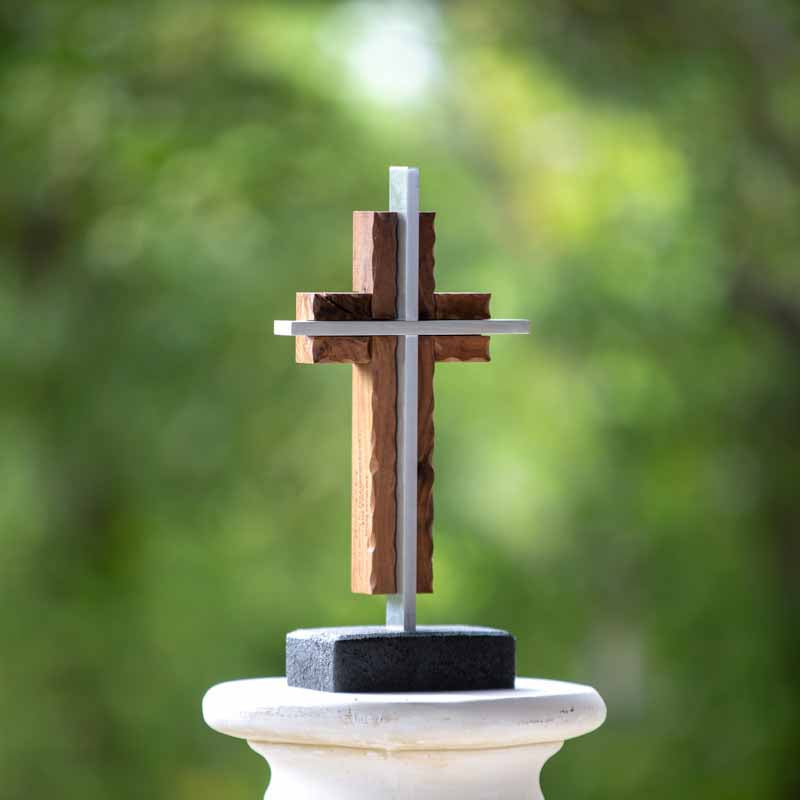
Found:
203,677 -> 606,751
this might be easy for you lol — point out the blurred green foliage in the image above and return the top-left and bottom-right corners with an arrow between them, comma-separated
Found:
1,1 -> 799,798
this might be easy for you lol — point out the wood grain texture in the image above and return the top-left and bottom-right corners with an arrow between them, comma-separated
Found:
296,292 -> 372,321
351,335 -> 397,593
353,212 -> 397,320
351,211 -> 399,594
418,212 -> 437,320
433,335 -> 490,363
296,336 -> 371,364
412,215 -> 493,592
417,336 -> 435,592
296,293 -> 489,326
416,215 -> 436,592
435,292 -> 491,321
297,213 -> 496,595
295,293 -> 372,365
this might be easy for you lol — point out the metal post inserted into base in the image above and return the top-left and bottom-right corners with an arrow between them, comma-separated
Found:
386,166 -> 419,632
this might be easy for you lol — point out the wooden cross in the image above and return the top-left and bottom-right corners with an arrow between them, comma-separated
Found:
275,167 -> 529,630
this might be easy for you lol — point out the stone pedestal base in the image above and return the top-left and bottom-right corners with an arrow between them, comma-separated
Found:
203,677 -> 606,800
286,625 -> 515,692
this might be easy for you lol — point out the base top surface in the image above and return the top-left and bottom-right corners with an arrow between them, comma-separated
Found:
203,677 -> 606,751
289,625 -> 510,640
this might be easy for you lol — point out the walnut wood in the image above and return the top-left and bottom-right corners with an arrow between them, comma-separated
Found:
351,211 -> 399,594
435,292 -> 491,321
433,335 -> 490,363
295,333 -> 489,365
413,222 -> 492,591
297,290 -> 490,323
296,212 -> 492,596
419,212 -> 437,320
417,336 -> 435,592
416,215 -> 437,593
296,292 -> 372,321
296,336 -> 371,365
351,335 -> 397,594
295,292 -> 372,365
353,212 -> 398,320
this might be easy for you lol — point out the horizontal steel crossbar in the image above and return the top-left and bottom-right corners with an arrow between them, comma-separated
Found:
274,319 -> 530,337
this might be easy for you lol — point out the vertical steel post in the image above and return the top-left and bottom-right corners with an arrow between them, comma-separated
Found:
386,166 -> 419,632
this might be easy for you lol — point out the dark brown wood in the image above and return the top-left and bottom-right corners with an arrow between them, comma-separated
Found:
353,212 -> 397,320
434,335 -> 490,363
412,217 -> 493,592
295,292 -> 372,365
419,212 -> 437,320
291,210 -> 493,597
351,212 -> 399,594
296,292 -> 372,322
297,290 -> 489,322
435,292 -> 491,321
416,216 -> 437,592
417,336 -> 435,592
296,336 -> 371,365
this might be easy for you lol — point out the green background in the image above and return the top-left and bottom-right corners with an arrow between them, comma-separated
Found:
2,2 -> 799,798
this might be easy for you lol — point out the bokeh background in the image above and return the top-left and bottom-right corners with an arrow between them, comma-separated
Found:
2,1 -> 799,798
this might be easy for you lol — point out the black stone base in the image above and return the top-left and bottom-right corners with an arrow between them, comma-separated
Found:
286,625 -> 516,693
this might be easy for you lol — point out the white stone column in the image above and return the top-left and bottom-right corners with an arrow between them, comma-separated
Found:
203,677 -> 606,800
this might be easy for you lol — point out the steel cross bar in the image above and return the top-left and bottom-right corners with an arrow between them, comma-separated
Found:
273,320 -> 530,336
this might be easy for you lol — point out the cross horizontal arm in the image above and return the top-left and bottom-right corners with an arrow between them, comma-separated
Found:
274,319 -> 530,336
296,292 -> 492,322
295,335 -> 490,364
295,336 -> 370,364
434,335 -> 490,362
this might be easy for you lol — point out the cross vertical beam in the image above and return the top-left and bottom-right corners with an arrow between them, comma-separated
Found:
351,212 -> 397,595
387,166 -> 419,632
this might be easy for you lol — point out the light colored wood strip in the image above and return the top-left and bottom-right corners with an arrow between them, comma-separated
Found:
433,335 -> 491,363
353,211 -> 397,320
417,337 -> 435,593
351,336 -> 397,593
435,292 -> 491,320
295,336 -> 370,364
351,210 -> 399,595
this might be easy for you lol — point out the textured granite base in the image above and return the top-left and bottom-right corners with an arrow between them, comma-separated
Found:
286,625 -> 516,693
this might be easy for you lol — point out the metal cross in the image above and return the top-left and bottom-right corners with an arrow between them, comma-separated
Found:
274,166 -> 529,631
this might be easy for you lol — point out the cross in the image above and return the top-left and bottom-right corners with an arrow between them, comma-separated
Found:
274,167 -> 529,631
